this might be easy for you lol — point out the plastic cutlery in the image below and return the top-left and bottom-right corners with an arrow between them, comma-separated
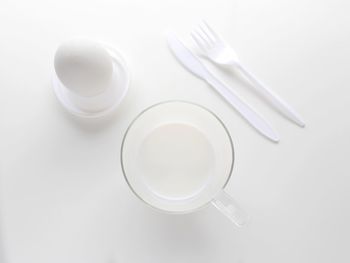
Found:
166,32 -> 279,142
191,21 -> 305,127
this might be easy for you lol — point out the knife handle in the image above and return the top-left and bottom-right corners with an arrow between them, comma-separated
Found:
206,75 -> 280,142
236,63 -> 305,127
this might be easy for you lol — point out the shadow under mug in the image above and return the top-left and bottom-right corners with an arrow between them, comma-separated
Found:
121,101 -> 248,227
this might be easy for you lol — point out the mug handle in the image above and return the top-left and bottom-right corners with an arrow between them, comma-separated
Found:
211,191 -> 249,227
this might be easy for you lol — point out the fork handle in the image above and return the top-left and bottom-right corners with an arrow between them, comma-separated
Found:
205,75 -> 279,142
235,63 -> 305,127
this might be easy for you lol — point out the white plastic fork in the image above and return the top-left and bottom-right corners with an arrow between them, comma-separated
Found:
191,21 -> 305,127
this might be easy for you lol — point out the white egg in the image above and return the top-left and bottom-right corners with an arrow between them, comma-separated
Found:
54,38 -> 114,97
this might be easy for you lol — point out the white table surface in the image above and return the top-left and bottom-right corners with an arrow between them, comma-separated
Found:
1,0 -> 350,262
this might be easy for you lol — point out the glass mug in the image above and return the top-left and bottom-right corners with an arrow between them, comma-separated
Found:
121,101 -> 248,226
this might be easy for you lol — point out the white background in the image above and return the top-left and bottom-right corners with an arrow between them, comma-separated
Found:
1,0 -> 350,262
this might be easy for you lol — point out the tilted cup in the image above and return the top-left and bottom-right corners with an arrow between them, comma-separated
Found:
53,38 -> 129,118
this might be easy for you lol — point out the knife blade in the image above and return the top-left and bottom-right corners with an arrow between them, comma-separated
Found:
166,32 -> 280,142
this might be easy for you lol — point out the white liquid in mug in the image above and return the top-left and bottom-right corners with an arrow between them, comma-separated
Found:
138,122 -> 215,200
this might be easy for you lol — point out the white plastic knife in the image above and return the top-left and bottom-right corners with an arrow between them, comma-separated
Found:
166,33 -> 280,142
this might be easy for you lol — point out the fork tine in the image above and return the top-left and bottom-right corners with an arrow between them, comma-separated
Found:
191,32 -> 206,51
201,20 -> 221,41
197,24 -> 216,44
191,30 -> 211,49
